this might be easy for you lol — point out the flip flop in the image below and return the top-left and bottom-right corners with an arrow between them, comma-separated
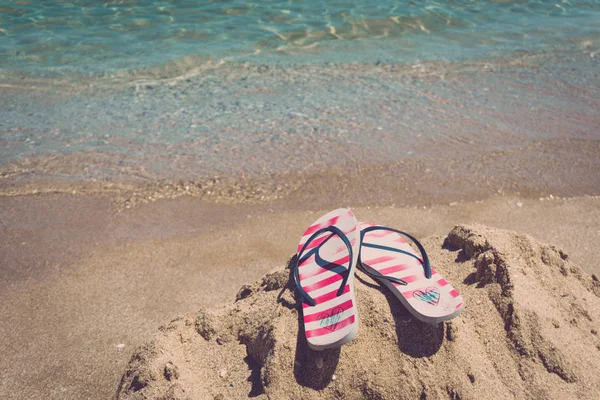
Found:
293,208 -> 360,350
358,222 -> 464,324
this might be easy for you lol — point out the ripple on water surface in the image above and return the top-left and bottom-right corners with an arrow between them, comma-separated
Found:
0,0 -> 599,74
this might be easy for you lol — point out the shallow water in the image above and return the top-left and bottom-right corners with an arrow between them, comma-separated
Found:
1,51 -> 598,202
0,1 -> 599,203
1,0 -> 599,74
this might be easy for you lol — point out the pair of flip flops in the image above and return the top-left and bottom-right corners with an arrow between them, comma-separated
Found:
293,208 -> 464,350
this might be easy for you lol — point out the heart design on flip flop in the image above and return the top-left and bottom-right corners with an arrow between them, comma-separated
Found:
318,307 -> 344,331
414,287 -> 440,306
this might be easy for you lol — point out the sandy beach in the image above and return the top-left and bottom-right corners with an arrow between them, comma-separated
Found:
1,191 -> 600,399
116,223 -> 600,399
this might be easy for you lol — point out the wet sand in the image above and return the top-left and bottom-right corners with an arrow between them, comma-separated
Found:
1,192 -> 599,399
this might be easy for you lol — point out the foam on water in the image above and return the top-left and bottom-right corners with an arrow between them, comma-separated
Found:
0,0 -> 599,74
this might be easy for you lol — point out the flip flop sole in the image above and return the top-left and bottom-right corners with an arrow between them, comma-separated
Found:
297,209 -> 360,350
359,222 -> 464,324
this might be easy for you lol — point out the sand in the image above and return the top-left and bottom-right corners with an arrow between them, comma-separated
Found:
1,48 -> 599,399
1,194 -> 600,399
115,224 -> 600,399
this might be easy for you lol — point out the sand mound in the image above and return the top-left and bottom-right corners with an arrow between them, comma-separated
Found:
115,224 -> 600,400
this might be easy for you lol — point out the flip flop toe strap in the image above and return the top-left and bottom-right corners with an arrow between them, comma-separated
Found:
359,225 -> 431,282
294,226 -> 354,307
358,260 -> 408,285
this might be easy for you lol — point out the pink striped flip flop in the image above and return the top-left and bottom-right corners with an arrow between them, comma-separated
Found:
358,222 -> 464,324
293,208 -> 360,350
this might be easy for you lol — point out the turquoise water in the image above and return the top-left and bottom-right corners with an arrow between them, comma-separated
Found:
1,0 -> 599,74
1,1 -> 599,189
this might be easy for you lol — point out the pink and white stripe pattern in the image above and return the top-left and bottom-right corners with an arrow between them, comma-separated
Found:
296,209 -> 360,350
359,222 -> 464,323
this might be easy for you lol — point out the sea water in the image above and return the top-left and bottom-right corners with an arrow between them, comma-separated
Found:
0,1 -> 599,193
1,0 -> 599,74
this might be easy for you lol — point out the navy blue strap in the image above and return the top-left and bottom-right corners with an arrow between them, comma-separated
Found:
358,226 -> 431,283
358,260 -> 409,286
293,226 -> 354,307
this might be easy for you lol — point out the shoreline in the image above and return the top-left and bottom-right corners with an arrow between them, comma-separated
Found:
2,134 -> 599,211
2,47 -> 598,209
